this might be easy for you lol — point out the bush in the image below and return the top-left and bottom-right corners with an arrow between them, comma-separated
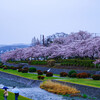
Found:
22,69 -> 28,73
28,60 -> 47,65
12,67 -> 17,70
40,81 -> 80,95
24,67 -> 29,70
6,66 -> 11,69
87,73 -> 91,77
0,66 -> 4,68
38,71 -> 43,75
68,70 -> 77,77
70,73 -> 77,78
43,71 -> 47,74
77,72 -> 88,78
18,68 -> 23,72
38,76 -> 45,80
37,70 -> 41,73
38,76 -> 41,79
60,72 -> 68,77
60,59 -> 95,68
29,67 -> 36,72
10,66 -> 14,69
46,72 -> 53,77
41,76 -> 45,80
0,62 -> 3,66
92,75 -> 100,80
3,67 -> 7,70
47,59 -> 55,67
18,65 -> 23,69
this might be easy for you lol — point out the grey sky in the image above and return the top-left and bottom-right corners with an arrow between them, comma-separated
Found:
0,0 -> 100,45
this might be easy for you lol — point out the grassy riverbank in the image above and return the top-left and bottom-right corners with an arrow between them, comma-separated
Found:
60,77 -> 100,88
0,89 -> 32,100
0,69 -> 60,80
0,69 -> 100,88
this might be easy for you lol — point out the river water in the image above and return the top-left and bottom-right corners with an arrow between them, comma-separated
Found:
0,77 -> 97,100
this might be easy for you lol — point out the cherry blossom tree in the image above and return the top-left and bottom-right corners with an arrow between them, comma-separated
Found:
1,31 -> 100,62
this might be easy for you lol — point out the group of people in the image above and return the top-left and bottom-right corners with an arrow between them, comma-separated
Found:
3,86 -> 19,100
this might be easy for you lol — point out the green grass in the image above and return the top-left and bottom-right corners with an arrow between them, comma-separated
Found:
0,89 -> 32,100
0,69 -> 100,88
59,77 -> 100,88
0,69 -> 61,80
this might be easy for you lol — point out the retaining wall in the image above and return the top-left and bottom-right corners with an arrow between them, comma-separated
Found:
4,62 -> 97,74
52,80 -> 100,99
0,71 -> 42,87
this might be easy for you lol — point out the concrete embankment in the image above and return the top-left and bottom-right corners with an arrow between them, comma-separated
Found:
0,71 -> 42,87
52,80 -> 100,99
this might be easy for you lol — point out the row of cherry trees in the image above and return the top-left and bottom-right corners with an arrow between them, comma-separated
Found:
1,31 -> 100,64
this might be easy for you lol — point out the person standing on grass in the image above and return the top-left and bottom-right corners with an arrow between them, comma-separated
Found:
4,89 -> 8,100
12,86 -> 20,100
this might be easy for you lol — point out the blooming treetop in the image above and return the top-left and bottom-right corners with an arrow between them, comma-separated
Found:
1,31 -> 100,63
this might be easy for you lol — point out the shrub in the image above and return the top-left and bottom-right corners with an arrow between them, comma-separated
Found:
18,65 -> 23,69
3,67 -> 7,70
38,76 -> 45,80
46,72 -> 53,77
18,68 -> 23,72
29,67 -> 36,72
60,59 -> 95,68
41,76 -> 45,80
37,70 -> 41,73
12,67 -> 17,70
47,59 -> 55,67
38,71 -> 43,75
40,81 -> 80,95
87,73 -> 91,77
92,75 -> 100,80
24,67 -> 29,70
6,66 -> 11,69
43,71 -> 47,74
77,72 -> 88,78
82,94 -> 88,98
10,66 -> 14,69
22,69 -> 28,73
68,70 -> 77,77
17,67 -> 21,69
60,72 -> 68,77
38,76 -> 41,79
28,60 -> 47,65
0,63 -> 3,66
70,73 -> 77,78
0,66 -> 3,68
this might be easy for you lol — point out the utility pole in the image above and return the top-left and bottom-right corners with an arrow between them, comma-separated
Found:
43,35 -> 44,46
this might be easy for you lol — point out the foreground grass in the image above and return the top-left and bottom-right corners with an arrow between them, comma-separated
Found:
0,69 -> 61,80
59,77 -> 100,88
0,89 -> 32,100
40,80 -> 80,95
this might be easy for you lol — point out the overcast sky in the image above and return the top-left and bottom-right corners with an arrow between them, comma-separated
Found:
0,0 -> 100,45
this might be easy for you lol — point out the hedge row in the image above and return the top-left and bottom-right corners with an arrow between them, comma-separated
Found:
28,61 -> 47,65
60,70 -> 100,80
8,60 -> 47,65
61,59 -> 97,68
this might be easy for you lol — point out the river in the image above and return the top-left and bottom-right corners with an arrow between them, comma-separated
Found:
0,77 -> 96,100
